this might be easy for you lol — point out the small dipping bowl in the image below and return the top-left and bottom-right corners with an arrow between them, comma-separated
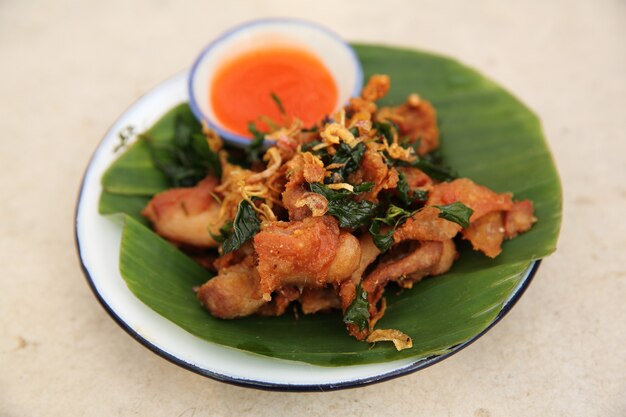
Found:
188,18 -> 364,147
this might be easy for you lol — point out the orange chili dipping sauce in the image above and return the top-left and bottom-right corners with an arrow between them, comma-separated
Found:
210,47 -> 338,137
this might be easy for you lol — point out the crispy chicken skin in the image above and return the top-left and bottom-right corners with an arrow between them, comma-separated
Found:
363,241 -> 444,303
396,166 -> 434,191
281,181 -> 310,221
348,233 -> 381,286
327,232 -> 362,279
395,179 -> 522,258
504,200 -> 537,239
361,74 -> 391,102
142,177 -> 222,248
427,178 -> 513,222
461,199 -> 536,259
426,179 -> 534,257
339,233 -> 381,313
394,206 -> 461,243
196,255 -> 265,319
257,287 -> 300,316
463,211 -> 505,258
300,287 -> 342,314
428,238 -> 458,277
349,74 -> 390,113
347,240 -> 456,340
378,94 -> 440,156
281,152 -> 326,220
349,150 -> 399,203
254,216 -> 361,299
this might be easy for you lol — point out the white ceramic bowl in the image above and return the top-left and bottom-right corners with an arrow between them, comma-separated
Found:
188,18 -> 363,147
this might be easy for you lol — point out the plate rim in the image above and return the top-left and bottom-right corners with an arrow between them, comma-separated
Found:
75,66 -> 542,392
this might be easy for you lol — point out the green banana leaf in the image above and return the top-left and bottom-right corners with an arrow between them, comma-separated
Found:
100,103 -> 196,195
99,191 -> 151,225
99,44 -> 562,366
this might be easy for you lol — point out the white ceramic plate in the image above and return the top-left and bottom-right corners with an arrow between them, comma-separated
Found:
75,71 -> 539,391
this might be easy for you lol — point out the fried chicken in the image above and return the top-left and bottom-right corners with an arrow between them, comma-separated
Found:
254,216 -> 361,299
141,177 -> 222,248
137,74 -> 537,346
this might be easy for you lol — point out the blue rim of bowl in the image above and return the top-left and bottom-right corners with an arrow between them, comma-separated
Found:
187,17 -> 365,148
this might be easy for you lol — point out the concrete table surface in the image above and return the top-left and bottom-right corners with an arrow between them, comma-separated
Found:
1,0 -> 624,416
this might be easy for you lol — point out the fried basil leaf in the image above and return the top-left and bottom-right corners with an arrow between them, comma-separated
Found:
300,140 -> 323,153
221,200 -> 260,254
144,114 -> 221,187
388,148 -> 456,182
246,122 -> 266,165
270,92 -> 286,115
328,142 -> 366,180
309,182 -> 377,229
368,221 -> 395,252
309,182 -> 373,199
352,182 -> 374,193
411,159 -> 457,182
383,204 -> 414,222
343,284 -> 370,332
209,220 -> 233,244
373,121 -> 398,145
434,202 -> 473,228
368,204 -> 416,252
396,171 -> 429,206
309,182 -> 337,200
327,199 -> 377,229
396,171 -> 412,206
412,189 -> 429,202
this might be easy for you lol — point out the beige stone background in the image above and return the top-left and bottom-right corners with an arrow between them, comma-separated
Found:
1,0 -> 625,415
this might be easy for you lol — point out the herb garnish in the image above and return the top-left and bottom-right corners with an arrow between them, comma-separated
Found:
304,141 -> 366,182
396,171 -> 412,206
372,119 -> 456,182
351,182 -> 375,194
368,204 -> 416,252
411,158 -> 457,182
372,121 -> 398,144
434,202 -> 473,228
326,200 -> 377,229
325,142 -> 367,182
368,221 -> 395,253
403,150 -> 457,182
246,122 -> 266,165
270,92 -> 286,115
396,171 -> 428,205
300,140 -> 323,153
241,92 -> 284,167
368,202 -> 472,252
343,284 -> 369,331
221,200 -> 260,254
310,182 -> 374,198
143,115 -> 221,187
209,220 -> 233,244
309,182 -> 377,229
